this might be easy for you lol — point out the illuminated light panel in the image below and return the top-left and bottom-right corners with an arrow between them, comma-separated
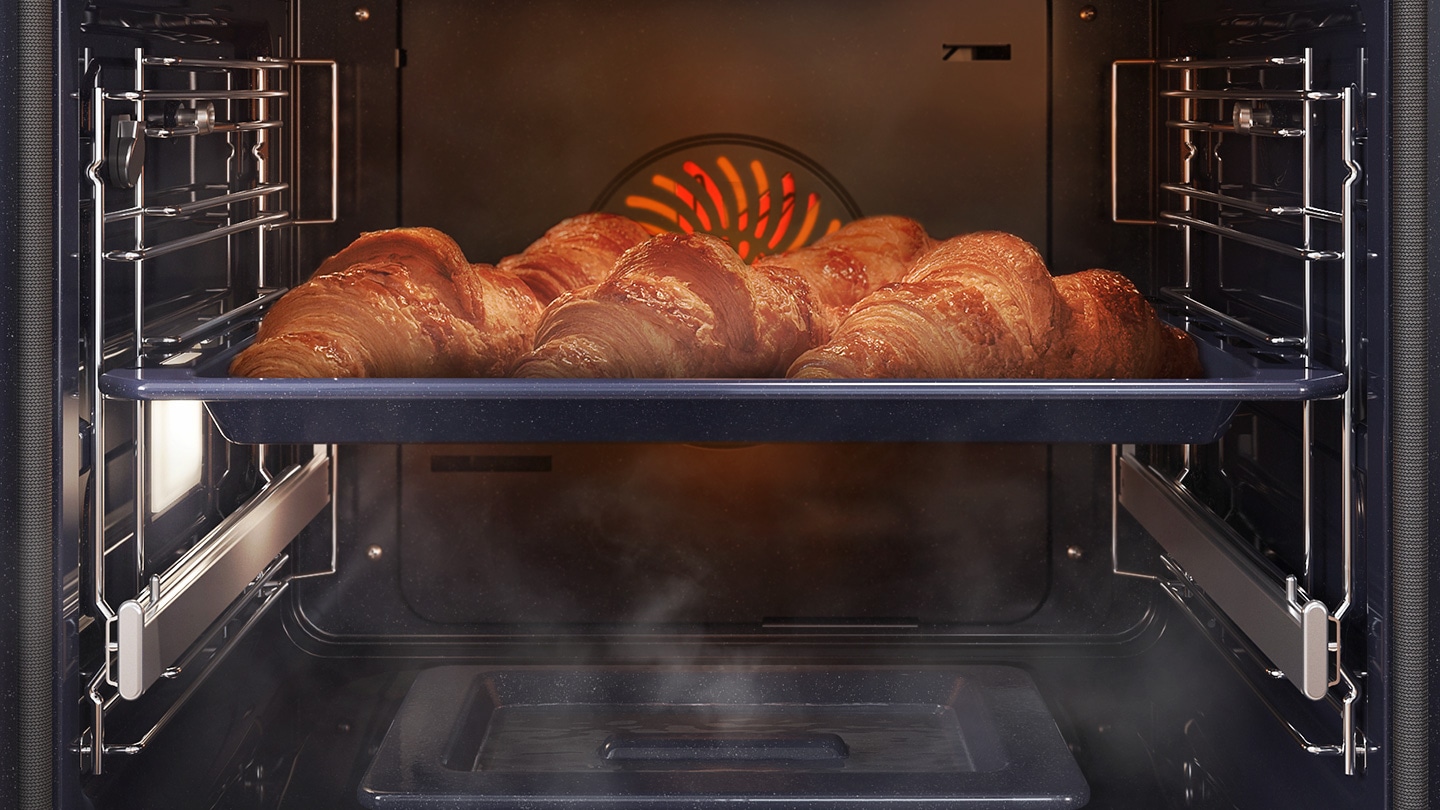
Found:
148,400 -> 205,515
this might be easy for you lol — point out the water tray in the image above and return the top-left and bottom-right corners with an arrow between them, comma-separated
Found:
100,330 -> 1344,444
358,666 -> 1089,810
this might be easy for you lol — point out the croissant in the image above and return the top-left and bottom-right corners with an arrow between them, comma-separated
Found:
787,231 -> 1201,379
514,217 -> 934,378
227,227 -> 537,378
1050,269 -> 1203,379
499,212 -> 655,304
751,214 -> 934,335
230,215 -> 650,378
514,232 -> 814,378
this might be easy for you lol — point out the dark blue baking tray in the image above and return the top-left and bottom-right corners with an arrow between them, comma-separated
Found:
98,329 -> 1346,444
358,665 -> 1089,810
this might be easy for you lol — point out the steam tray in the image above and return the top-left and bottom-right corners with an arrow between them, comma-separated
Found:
358,665 -> 1089,809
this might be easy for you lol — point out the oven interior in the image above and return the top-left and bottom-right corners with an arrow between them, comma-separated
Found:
69,1 -> 1383,807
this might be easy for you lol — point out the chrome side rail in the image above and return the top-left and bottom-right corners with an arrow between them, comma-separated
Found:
115,453 -> 329,700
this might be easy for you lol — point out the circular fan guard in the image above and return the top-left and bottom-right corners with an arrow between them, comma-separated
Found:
594,135 -> 862,263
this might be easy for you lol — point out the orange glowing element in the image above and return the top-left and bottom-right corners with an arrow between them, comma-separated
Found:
624,195 -> 694,234
624,155 -> 846,262
651,174 -> 713,231
683,161 -> 729,230
751,161 -> 771,239
717,157 -> 749,231
788,193 -> 822,252
767,173 -> 796,250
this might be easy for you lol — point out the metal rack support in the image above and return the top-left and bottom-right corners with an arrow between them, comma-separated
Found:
1111,51 -> 1366,776
81,44 -> 340,774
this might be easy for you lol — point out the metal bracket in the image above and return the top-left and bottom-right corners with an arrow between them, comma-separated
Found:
1118,453 -> 1333,701
115,453 -> 329,700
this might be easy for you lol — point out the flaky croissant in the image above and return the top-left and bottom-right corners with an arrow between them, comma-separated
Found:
1049,269 -> 1202,379
499,213 -> 655,304
787,231 -> 1201,380
514,232 -> 816,378
230,215 -> 649,378
514,217 -> 934,378
751,214 -> 934,337
228,227 -> 540,378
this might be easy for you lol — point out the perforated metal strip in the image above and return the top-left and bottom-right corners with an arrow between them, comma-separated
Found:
1390,0 -> 1432,806
16,0 -> 55,808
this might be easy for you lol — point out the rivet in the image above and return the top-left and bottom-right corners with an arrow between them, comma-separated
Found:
1079,5 -> 1098,22
354,7 -> 372,22
1066,545 -> 1085,561
366,544 -> 383,560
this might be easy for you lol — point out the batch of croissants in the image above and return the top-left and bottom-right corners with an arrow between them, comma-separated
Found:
228,213 -> 1203,380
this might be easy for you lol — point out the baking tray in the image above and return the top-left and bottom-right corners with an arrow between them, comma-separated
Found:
358,665 -> 1089,810
99,328 -> 1345,444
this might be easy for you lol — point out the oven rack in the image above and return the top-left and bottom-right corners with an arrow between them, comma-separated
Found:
97,308 -> 1345,445
80,44 -> 339,776
1110,49 -> 1364,775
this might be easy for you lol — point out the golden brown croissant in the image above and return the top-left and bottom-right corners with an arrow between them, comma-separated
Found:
514,217 -> 935,378
514,232 -> 818,378
1050,269 -> 1202,379
229,227 -> 541,378
751,214 -> 934,335
498,212 -> 654,304
788,231 -> 1201,379
230,215 -> 652,378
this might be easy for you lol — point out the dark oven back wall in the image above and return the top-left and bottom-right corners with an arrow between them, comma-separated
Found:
282,0 -> 1161,646
290,442 -> 1147,647
300,0 -> 1156,297
399,0 -> 1050,264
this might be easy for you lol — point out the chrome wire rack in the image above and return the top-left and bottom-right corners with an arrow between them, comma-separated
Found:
79,45 -> 337,775
1111,49 -> 1366,775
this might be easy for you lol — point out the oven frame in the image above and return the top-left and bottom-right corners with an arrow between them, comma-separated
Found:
1,0 -> 1437,807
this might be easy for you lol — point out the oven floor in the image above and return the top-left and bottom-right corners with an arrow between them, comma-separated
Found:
356,665 -> 1083,808
84,599 -> 1369,810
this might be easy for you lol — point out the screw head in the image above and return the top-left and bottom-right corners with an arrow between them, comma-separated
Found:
354,6 -> 372,22
1079,5 -> 1098,21
1066,545 -> 1085,561
366,544 -> 384,560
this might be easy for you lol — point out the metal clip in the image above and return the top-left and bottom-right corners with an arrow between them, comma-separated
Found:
106,115 -> 145,189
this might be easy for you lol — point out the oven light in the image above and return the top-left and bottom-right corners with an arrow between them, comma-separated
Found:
148,400 -> 205,515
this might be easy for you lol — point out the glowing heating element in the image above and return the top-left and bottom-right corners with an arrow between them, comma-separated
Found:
596,136 -> 860,263
148,400 -> 205,515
